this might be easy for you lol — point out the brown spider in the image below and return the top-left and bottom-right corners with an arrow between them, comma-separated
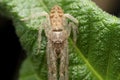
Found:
22,5 -> 78,80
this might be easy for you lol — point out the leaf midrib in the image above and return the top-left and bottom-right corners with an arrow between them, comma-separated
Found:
69,39 -> 103,80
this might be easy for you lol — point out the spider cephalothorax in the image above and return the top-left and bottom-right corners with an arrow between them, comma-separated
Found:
50,5 -> 64,30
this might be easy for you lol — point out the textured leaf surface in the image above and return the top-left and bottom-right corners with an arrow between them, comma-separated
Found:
0,0 -> 120,80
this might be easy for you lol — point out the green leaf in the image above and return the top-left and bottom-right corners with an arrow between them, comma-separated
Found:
19,58 -> 42,80
0,0 -> 120,80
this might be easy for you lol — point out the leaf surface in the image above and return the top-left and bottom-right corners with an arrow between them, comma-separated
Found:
0,0 -> 120,80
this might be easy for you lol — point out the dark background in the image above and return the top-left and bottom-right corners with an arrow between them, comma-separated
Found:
0,0 -> 120,80
93,0 -> 120,16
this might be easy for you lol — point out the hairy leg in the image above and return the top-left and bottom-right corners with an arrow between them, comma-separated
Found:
63,14 -> 78,43
51,52 -> 57,80
50,46 -> 57,80
63,21 -> 78,43
59,41 -> 68,80
47,40 -> 57,80
21,12 -> 49,21
37,20 -> 50,55
64,41 -> 69,80
59,50 -> 65,80
46,40 -> 51,80
64,14 -> 78,24
37,25 -> 43,54
33,12 -> 51,54
69,22 -> 78,43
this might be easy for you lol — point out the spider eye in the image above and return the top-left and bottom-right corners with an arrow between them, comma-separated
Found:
50,14 -> 54,18
50,10 -> 54,13
59,14 -> 63,17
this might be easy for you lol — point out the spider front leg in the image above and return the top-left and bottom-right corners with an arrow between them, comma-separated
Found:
64,14 -> 78,24
64,14 -> 79,43
37,12 -> 51,54
21,12 -> 49,21
21,12 -> 51,54
69,22 -> 78,43
63,21 -> 78,43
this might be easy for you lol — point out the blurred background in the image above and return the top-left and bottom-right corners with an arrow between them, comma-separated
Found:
93,0 -> 120,17
0,0 -> 120,80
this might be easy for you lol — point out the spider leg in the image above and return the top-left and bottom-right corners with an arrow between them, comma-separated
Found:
59,40 -> 68,80
37,25 -> 43,54
37,21 -> 48,55
21,12 -> 49,21
43,13 -> 51,38
64,41 -> 69,80
59,50 -> 65,80
64,14 -> 78,24
62,18 -> 71,37
64,14 -> 79,43
63,21 -> 78,43
50,50 -> 57,80
69,22 -> 78,43
23,12 -> 50,55
46,40 -> 52,80
47,40 -> 57,80
43,14 -> 57,80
